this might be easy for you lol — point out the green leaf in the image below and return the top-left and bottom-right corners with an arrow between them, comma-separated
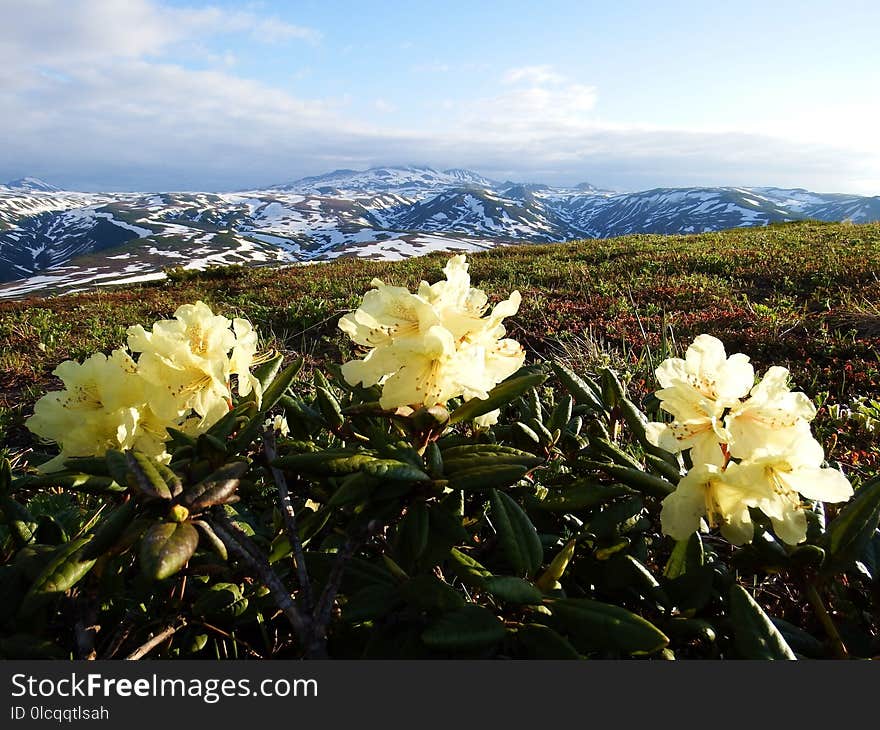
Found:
546,597 -> 669,655
551,362 -> 604,410
823,475 -> 880,574
0,496 -> 35,547
587,437 -> 644,470
194,520 -> 228,560
447,548 -> 493,588
446,464 -> 529,492
448,372 -> 548,424
583,460 -> 675,497
490,489 -> 543,577
21,538 -> 97,613
535,538 -> 576,592
82,500 -> 137,560
315,386 -> 344,430
442,451 -> 544,475
182,462 -> 247,511
484,576 -> 543,604
663,532 -> 704,580
547,394 -> 574,433
395,502 -> 430,569
728,584 -> 796,660
193,583 -> 248,619
126,451 -> 173,500
261,357 -> 304,413
139,522 -> 199,581
515,624 -> 581,659
534,482 -> 634,511
0,458 -> 11,496
342,584 -> 400,623
421,604 -> 506,650
275,451 -> 427,481
359,459 -> 430,482
399,575 -> 464,613
327,473 -> 375,507
251,352 -> 284,394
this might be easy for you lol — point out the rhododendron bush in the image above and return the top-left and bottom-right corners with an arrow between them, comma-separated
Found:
1,254 -> 878,660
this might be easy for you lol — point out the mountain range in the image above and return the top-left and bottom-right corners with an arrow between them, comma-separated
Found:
1,165 -> 879,298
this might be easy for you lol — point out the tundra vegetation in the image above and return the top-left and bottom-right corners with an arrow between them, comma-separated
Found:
0,220 -> 878,659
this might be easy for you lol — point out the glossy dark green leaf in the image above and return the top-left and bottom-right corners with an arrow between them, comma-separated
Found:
251,352 -> 284,394
448,372 -> 548,424
490,489 -> 543,576
316,386 -> 344,430
182,462 -> 247,511
443,451 -> 544,475
0,496 -> 35,546
139,522 -> 199,581
823,476 -> 880,575
447,548 -> 493,588
728,584 -> 796,659
583,460 -> 675,497
126,451 -> 173,500
535,482 -> 634,511
81,500 -> 137,559
515,624 -> 581,659
260,357 -> 304,413
421,604 -> 505,650
342,584 -> 400,623
21,538 -> 97,613
484,576 -> 543,604
193,582 -> 248,618
399,575 -> 464,613
663,532 -> 704,580
446,464 -> 529,492
546,597 -> 669,655
551,362 -> 604,410
194,520 -> 228,560
395,502 -> 430,569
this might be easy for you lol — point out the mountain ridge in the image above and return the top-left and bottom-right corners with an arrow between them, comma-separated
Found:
1,166 -> 878,299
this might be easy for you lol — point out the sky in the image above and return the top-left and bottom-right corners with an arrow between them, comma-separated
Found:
1,0 -> 879,193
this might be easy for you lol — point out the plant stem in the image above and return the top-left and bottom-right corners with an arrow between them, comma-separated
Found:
263,428 -> 314,614
125,623 -> 183,660
209,509 -> 326,658
805,581 -> 848,659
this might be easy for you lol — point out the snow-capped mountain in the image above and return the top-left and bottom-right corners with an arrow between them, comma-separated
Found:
1,169 -> 878,298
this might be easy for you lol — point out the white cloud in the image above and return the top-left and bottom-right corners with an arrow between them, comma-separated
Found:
502,65 -> 566,85
0,8 -> 876,195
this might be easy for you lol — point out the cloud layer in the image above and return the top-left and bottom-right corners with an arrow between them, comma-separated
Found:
1,1 -> 876,194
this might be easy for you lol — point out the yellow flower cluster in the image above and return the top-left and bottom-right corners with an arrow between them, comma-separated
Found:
338,255 -> 525,412
647,334 -> 853,545
27,301 -> 260,472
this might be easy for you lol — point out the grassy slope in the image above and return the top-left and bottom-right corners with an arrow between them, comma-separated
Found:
1,220 -> 878,472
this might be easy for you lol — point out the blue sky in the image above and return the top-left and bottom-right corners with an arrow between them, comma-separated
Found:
2,0 -> 879,192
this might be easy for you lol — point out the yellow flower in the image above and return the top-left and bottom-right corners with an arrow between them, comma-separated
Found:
646,334 -> 754,466
724,432 -> 853,545
725,366 -> 817,459
339,255 -> 524,410
127,301 -> 256,430
26,349 -> 167,471
230,317 -> 262,406
660,463 -> 772,545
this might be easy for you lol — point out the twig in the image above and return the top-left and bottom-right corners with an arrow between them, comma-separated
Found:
195,620 -> 264,658
263,428 -> 314,614
805,581 -> 848,659
313,520 -> 380,636
125,623 -> 183,660
209,509 -> 325,658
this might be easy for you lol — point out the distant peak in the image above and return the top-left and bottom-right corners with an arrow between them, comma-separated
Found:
5,176 -> 60,192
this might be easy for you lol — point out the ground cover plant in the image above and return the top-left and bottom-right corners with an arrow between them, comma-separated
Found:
0,220 -> 878,659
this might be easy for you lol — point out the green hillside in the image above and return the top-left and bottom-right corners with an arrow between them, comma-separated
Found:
2,220 -> 879,471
